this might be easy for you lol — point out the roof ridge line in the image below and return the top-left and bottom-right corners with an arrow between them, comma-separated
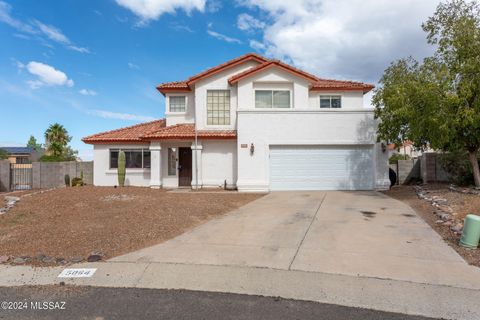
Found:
82,118 -> 165,141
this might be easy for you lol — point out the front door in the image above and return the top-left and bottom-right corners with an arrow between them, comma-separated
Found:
178,147 -> 192,187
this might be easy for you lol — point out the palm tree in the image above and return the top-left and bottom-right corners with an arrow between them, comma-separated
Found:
44,123 -> 71,157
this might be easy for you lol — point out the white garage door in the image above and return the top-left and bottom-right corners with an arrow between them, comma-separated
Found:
269,145 -> 374,191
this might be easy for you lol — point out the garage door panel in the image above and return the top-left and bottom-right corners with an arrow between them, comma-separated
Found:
269,145 -> 374,191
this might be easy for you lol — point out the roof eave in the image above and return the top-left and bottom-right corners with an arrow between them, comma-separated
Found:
229,62 -> 319,85
309,86 -> 375,94
155,86 -> 192,96
187,55 -> 268,86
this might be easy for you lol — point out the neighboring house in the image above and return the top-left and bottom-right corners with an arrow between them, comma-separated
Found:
0,146 -> 38,164
388,141 -> 431,159
83,53 -> 390,191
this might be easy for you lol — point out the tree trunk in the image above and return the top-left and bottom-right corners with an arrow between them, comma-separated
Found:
468,149 -> 480,188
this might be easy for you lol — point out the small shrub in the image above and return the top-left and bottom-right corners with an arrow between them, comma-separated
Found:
71,177 -> 83,187
64,174 -> 70,187
389,153 -> 411,164
439,151 -> 478,186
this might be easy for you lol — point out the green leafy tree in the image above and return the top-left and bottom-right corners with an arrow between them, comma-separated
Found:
0,148 -> 7,160
27,135 -> 43,154
374,0 -> 480,186
41,123 -> 78,161
44,123 -> 72,157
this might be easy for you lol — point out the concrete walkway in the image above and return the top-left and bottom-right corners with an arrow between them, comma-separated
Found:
2,191 -> 480,319
112,191 -> 480,289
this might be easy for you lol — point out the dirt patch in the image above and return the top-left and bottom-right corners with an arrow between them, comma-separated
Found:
0,186 -> 263,266
384,184 -> 480,267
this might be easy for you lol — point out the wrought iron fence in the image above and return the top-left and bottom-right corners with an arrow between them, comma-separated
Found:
10,163 -> 32,190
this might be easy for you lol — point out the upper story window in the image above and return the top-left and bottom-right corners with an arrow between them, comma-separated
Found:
110,149 -> 151,169
207,90 -> 230,125
169,96 -> 186,112
320,95 -> 341,109
255,90 -> 291,108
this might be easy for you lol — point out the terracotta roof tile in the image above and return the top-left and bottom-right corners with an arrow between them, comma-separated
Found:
228,60 -> 320,84
82,119 -> 166,144
143,123 -> 236,140
311,79 -> 374,93
156,53 -> 268,94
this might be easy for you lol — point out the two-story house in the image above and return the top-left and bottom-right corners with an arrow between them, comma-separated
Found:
82,53 -> 390,191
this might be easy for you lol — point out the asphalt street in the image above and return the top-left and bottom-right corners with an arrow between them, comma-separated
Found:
0,285 -> 437,320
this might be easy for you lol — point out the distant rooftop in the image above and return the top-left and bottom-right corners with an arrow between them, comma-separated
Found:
0,146 -> 34,154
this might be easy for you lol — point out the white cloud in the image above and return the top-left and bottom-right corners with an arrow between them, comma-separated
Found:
239,0 -> 440,83
34,20 -> 69,44
207,29 -> 242,44
25,61 -> 74,89
249,39 -> 265,50
170,22 -> 194,32
68,45 -> 90,53
0,1 -> 89,53
87,109 -> 156,122
128,62 -> 140,69
115,0 -> 206,23
206,0 -> 222,13
0,1 -> 36,34
79,89 -> 97,96
237,13 -> 265,31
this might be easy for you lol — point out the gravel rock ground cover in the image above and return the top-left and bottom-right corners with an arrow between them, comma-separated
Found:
384,184 -> 480,267
0,186 -> 263,266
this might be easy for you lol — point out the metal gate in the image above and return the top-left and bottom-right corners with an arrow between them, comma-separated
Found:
10,163 -> 32,190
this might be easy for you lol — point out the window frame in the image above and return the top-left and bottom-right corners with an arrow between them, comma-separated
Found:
206,89 -> 231,126
319,95 -> 342,109
254,90 -> 292,109
168,95 -> 187,113
109,148 -> 151,170
167,148 -> 177,176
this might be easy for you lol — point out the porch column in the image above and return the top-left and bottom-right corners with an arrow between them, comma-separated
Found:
149,142 -> 162,189
191,142 -> 203,189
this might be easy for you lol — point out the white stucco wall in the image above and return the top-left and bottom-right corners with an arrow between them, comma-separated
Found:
194,60 -> 260,131
308,91 -> 364,109
237,68 -> 310,109
93,144 -> 151,187
236,109 -> 389,191
202,140 -> 237,188
165,92 -> 195,126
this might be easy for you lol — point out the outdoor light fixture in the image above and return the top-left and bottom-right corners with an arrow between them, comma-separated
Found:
250,143 -> 255,155
381,143 -> 387,153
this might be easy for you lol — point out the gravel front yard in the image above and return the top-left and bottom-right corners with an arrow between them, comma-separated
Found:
385,184 -> 480,267
0,187 -> 263,266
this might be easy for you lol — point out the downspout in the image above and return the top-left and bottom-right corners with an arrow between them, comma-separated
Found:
194,96 -> 199,190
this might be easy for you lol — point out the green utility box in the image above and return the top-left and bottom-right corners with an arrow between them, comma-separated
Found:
460,214 -> 480,249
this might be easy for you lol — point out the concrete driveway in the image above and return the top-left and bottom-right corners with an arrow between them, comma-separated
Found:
112,191 -> 480,288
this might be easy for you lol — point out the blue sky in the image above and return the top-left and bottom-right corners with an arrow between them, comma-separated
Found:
0,0 -> 441,160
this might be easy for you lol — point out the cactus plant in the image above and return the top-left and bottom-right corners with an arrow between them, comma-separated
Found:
64,174 -> 70,187
117,150 -> 126,187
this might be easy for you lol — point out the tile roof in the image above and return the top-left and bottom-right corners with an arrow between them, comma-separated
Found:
82,120 -> 236,144
157,52 -> 374,94
0,146 -> 34,154
143,123 -> 237,140
228,60 -> 320,84
82,119 -> 166,144
310,79 -> 374,93
156,53 -> 268,94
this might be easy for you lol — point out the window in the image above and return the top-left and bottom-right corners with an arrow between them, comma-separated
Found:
168,148 -> 176,176
207,90 -> 230,125
16,157 -> 29,164
169,96 -> 186,112
255,90 -> 290,108
320,95 -> 341,108
110,149 -> 151,169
